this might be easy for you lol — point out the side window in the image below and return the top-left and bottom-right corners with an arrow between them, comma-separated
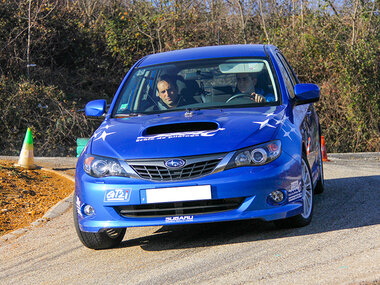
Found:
278,53 -> 299,85
276,54 -> 295,99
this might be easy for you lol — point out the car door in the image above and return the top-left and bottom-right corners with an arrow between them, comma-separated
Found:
275,51 -> 319,171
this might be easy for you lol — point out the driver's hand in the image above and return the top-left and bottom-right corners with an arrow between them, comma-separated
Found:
251,92 -> 266,103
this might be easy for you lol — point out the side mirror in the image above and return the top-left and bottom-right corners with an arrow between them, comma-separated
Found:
293,84 -> 320,105
85,99 -> 106,116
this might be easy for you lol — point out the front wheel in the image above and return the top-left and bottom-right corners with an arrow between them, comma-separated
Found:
73,196 -> 126,250
275,155 -> 314,228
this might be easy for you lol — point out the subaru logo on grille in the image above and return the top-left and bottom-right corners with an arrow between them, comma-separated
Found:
165,159 -> 186,168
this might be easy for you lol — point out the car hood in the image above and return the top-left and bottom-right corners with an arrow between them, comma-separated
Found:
90,106 -> 285,159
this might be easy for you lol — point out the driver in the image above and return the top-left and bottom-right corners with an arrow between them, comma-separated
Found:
152,75 -> 192,110
235,73 -> 274,103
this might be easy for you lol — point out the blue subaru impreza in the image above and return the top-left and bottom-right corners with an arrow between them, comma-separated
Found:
74,44 -> 324,249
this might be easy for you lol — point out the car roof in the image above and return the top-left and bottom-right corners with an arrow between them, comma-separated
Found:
138,44 -> 269,67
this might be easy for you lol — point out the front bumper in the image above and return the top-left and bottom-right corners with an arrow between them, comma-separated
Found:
75,152 -> 303,232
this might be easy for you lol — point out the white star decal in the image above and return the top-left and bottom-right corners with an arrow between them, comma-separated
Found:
265,112 -> 275,118
253,118 -> 276,130
94,125 -> 112,138
283,130 -> 293,141
94,131 -> 101,138
94,131 -> 116,141
274,115 -> 288,125
274,118 -> 282,125
282,124 -> 297,141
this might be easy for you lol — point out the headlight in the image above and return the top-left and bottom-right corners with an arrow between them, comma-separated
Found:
83,154 -> 128,178
226,140 -> 281,169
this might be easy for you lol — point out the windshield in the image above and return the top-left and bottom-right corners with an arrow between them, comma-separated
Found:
113,58 -> 279,116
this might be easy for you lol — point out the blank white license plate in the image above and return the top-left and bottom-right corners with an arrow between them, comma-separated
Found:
145,185 -> 211,204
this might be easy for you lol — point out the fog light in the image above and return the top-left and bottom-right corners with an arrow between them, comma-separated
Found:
83,204 -> 95,216
270,190 -> 285,202
268,190 -> 286,205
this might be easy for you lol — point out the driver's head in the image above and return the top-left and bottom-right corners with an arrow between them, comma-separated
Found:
236,73 -> 258,93
157,75 -> 179,108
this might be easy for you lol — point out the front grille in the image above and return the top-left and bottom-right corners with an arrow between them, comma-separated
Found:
129,159 -> 221,181
115,198 -> 245,217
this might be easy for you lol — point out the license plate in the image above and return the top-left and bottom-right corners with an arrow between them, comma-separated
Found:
145,185 -> 211,204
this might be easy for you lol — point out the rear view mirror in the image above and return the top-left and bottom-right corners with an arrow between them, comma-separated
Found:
293,84 -> 320,105
219,62 -> 264,74
85,99 -> 106,116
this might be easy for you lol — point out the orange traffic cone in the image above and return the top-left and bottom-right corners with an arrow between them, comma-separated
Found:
321,136 -> 329,162
15,128 -> 37,169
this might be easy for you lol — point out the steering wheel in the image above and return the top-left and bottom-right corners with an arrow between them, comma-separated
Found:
226,93 -> 252,103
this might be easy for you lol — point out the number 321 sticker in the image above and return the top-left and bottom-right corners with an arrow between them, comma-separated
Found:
104,189 -> 131,202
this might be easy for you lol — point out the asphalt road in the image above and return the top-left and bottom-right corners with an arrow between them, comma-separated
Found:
0,154 -> 379,284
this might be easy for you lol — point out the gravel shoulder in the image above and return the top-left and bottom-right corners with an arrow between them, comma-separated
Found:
0,157 -> 77,242
0,160 -> 75,237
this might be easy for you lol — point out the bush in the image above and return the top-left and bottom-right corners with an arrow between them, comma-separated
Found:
0,77 -> 99,156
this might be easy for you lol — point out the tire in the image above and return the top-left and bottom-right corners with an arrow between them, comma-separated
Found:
315,132 -> 325,194
275,155 -> 314,228
73,196 -> 126,250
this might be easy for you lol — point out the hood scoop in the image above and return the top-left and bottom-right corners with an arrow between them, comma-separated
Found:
144,122 -> 218,136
